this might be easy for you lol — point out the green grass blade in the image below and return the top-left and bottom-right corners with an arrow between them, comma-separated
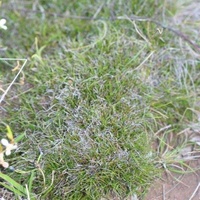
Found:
0,182 -> 25,196
0,173 -> 26,195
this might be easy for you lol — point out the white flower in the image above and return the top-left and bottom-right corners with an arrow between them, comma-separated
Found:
1,139 -> 17,156
0,19 -> 7,30
0,152 -> 9,168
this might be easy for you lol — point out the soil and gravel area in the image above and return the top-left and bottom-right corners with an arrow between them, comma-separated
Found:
145,161 -> 200,200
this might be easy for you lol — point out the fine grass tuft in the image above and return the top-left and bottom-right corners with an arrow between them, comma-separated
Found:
1,0 -> 200,199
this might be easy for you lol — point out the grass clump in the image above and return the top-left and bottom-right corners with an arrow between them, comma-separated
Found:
1,0 -> 200,199
7,24 -> 158,199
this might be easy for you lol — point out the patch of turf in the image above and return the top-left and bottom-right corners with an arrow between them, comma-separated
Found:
1,0 -> 200,199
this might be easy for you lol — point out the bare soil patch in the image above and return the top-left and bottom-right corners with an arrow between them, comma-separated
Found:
145,160 -> 200,200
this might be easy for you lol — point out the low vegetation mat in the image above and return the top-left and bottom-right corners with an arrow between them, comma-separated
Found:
0,0 -> 200,199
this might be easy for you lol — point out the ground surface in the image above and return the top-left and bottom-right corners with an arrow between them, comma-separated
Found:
145,160 -> 200,200
145,2 -> 200,199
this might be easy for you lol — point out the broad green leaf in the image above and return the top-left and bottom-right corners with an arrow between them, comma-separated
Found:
15,133 -> 25,143
6,125 -> 14,142
0,173 -> 26,194
0,182 -> 25,196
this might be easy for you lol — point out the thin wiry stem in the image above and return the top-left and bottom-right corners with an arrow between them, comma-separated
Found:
4,6 -> 200,52
0,58 -> 27,104
188,182 -> 200,200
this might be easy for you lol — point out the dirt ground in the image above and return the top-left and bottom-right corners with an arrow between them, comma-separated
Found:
144,2 -> 200,200
145,160 -> 200,200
